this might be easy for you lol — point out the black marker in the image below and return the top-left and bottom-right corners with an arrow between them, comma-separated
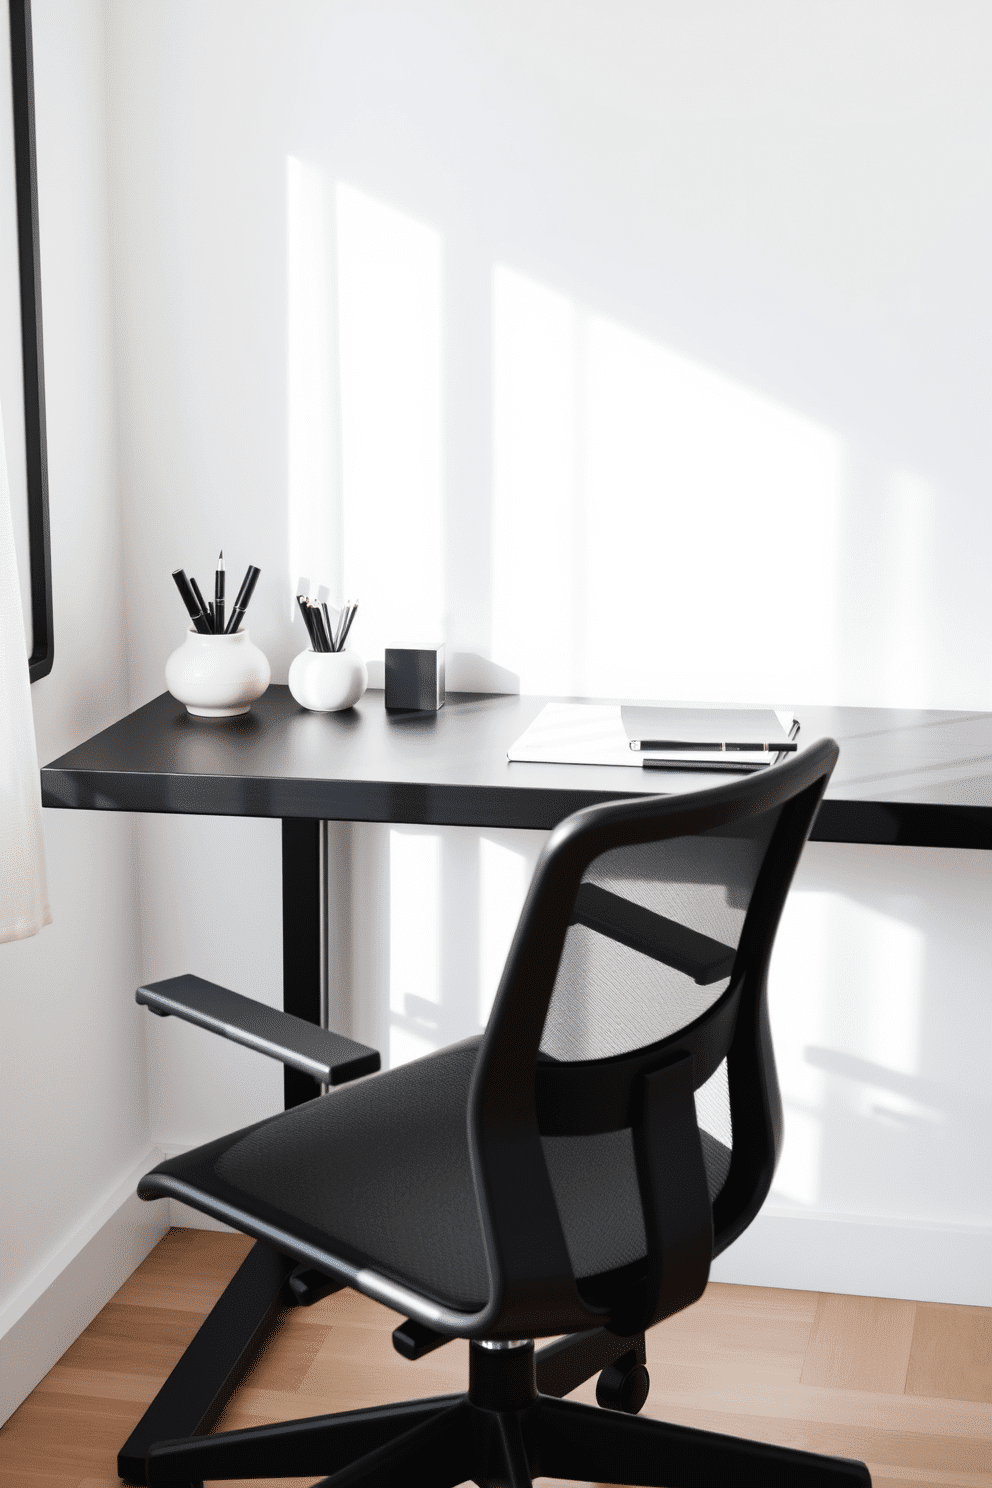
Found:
226,565 -> 261,633
172,569 -> 211,633
189,576 -> 211,630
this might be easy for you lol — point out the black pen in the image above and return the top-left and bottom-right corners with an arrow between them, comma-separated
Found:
642,757 -> 770,774
226,565 -> 261,633
214,550 -> 225,634
189,576 -> 211,630
321,601 -> 335,651
172,569 -> 211,633
632,739 -> 797,753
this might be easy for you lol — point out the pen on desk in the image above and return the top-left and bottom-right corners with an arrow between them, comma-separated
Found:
189,575 -> 210,630
642,757 -> 770,774
172,569 -> 212,633
214,550 -> 225,635
226,564 -> 261,633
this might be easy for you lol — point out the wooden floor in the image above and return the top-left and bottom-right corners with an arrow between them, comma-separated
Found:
1,1229 -> 989,1488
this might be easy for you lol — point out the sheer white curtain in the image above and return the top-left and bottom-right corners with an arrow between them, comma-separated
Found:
0,394 -> 50,941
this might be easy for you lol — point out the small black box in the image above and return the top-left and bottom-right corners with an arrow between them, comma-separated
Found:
384,645 -> 445,712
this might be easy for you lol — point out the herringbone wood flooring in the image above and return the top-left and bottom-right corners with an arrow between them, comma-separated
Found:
1,1228 -> 989,1488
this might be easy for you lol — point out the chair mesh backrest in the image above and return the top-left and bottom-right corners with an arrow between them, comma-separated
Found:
539,805 -> 784,1155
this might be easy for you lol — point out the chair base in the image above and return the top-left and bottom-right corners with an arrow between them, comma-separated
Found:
145,1339 -> 872,1488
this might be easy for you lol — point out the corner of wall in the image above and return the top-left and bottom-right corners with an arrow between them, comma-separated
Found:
0,1148 -> 169,1425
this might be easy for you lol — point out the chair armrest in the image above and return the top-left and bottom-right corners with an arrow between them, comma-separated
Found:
136,973 -> 380,1086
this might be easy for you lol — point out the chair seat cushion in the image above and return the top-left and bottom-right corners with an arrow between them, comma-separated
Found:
212,1038 -> 730,1313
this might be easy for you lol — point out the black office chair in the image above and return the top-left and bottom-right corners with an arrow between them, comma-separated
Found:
137,737 -> 871,1488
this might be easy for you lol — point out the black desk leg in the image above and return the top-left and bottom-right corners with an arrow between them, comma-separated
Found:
282,817 -> 325,1109
117,1243 -> 296,1483
118,820 -> 327,1481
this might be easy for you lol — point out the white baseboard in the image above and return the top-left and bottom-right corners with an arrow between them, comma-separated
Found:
711,1205 -> 992,1306
0,1147 -> 170,1425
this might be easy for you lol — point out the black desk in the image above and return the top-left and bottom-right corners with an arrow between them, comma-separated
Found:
41,685 -> 992,841
40,688 -> 992,1482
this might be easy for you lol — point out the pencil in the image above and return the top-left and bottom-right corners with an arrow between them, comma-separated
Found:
338,602 -> 358,650
297,594 -> 318,649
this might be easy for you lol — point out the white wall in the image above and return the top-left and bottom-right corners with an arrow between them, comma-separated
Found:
0,0 -> 165,1423
104,0 -> 991,1301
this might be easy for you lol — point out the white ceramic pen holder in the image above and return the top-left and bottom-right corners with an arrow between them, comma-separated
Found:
165,627 -> 271,717
288,647 -> 368,712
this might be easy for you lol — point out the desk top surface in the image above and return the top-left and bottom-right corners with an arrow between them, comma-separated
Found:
41,687 -> 992,848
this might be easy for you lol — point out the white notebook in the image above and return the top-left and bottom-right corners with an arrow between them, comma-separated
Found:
507,703 -> 797,771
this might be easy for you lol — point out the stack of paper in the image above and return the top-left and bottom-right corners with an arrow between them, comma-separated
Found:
507,703 -> 797,771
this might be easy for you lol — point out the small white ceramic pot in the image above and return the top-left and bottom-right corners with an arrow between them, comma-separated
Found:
288,647 -> 368,712
165,627 -> 271,717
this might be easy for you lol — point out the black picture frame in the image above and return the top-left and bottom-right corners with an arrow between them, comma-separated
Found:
8,0 -> 51,681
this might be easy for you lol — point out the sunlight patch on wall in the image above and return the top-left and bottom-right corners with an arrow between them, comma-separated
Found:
286,157 -> 339,616
768,887 -> 829,1206
769,882 -> 927,1208
337,184 -> 443,661
389,829 -> 442,1067
829,897 -> 925,1130
492,264 -> 844,704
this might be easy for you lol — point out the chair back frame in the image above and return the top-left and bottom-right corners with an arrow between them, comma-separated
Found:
468,739 -> 838,1340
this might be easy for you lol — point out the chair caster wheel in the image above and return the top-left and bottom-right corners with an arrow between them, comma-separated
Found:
596,1356 -> 650,1414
